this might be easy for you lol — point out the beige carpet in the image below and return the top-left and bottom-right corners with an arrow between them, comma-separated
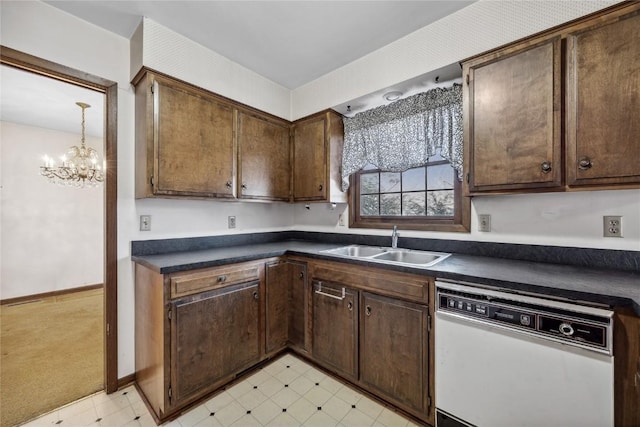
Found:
0,287 -> 104,427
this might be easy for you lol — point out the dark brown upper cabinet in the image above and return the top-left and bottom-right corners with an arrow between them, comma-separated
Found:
237,110 -> 291,201
134,70 -> 351,203
292,110 -> 347,203
135,71 -> 237,199
565,9 -> 640,187
464,37 -> 562,193
463,3 -> 640,195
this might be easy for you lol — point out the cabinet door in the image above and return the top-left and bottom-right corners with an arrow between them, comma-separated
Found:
360,292 -> 430,417
566,10 -> 640,186
465,37 -> 562,193
238,111 -> 291,201
312,281 -> 358,380
613,310 -> 640,427
293,116 -> 328,201
153,76 -> 236,198
265,262 -> 290,354
289,262 -> 308,351
170,281 -> 260,406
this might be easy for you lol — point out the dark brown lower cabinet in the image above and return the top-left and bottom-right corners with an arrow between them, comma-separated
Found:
170,281 -> 261,407
613,309 -> 640,427
312,280 -> 359,381
360,292 -> 431,418
265,260 -> 309,355
135,260 -> 267,423
288,261 -> 308,351
136,255 -> 637,427
265,262 -> 290,354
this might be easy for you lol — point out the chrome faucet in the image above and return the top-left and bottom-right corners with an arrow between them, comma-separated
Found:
391,225 -> 399,249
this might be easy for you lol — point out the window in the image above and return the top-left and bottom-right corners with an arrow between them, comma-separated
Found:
349,153 -> 470,232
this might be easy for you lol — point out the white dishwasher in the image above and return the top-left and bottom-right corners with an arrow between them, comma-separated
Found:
435,280 -> 614,427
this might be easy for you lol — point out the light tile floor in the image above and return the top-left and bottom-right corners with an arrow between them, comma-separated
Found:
19,354 -> 422,427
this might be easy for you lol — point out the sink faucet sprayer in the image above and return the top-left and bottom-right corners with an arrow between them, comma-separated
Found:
391,225 -> 399,249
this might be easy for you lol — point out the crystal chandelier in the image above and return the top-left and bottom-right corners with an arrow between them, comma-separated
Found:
40,102 -> 104,187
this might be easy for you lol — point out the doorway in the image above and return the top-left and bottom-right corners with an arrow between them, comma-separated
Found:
0,47 -> 118,424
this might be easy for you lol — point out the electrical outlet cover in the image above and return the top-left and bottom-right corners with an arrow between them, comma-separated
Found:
603,215 -> 622,237
478,214 -> 491,232
228,216 -> 236,229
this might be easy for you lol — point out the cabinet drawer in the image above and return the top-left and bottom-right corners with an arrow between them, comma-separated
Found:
310,261 -> 430,304
170,264 -> 260,298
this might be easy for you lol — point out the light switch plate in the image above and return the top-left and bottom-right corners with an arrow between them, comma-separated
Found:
478,214 -> 491,232
140,215 -> 151,231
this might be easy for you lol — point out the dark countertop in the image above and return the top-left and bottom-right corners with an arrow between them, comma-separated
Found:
132,240 -> 640,315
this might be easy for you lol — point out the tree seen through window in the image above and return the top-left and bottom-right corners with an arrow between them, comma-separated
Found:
359,153 -> 455,218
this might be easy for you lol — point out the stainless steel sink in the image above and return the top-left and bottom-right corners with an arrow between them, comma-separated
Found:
371,250 -> 444,265
321,245 -> 450,267
322,245 -> 387,257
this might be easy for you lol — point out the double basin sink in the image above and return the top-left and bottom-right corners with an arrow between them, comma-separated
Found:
321,245 -> 450,267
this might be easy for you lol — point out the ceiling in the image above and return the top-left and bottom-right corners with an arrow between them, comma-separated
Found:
43,1 -> 474,89
1,1 -> 474,136
0,65 -> 104,137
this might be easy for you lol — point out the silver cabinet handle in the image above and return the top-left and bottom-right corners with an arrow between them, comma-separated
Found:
365,306 -> 372,316
225,181 -> 232,189
318,184 -> 323,192
299,272 -> 304,280
314,281 -> 345,300
253,291 -> 259,300
541,161 -> 552,174
347,301 -> 353,311
578,157 -> 593,170
217,275 -> 227,283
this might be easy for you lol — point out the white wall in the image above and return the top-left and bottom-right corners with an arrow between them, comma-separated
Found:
291,0 -> 620,119
1,1 -> 296,378
293,189 -> 640,251
290,0 -> 639,252
134,199 -> 294,239
133,18 -> 292,120
134,0 -> 640,250
2,0 -> 637,382
0,122 -> 104,299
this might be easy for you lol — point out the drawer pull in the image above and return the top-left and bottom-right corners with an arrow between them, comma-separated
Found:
253,291 -> 259,300
347,301 -> 353,311
366,306 -> 372,316
318,184 -> 323,192
578,157 -> 592,170
217,275 -> 227,283
540,161 -> 552,173
315,282 -> 346,300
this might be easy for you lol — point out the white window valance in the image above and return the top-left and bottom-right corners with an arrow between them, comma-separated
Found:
341,83 -> 463,191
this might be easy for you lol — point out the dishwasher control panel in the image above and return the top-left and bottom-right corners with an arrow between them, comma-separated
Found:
438,287 -> 612,352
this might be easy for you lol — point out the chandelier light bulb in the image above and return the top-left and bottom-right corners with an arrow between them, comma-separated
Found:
40,102 -> 104,188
